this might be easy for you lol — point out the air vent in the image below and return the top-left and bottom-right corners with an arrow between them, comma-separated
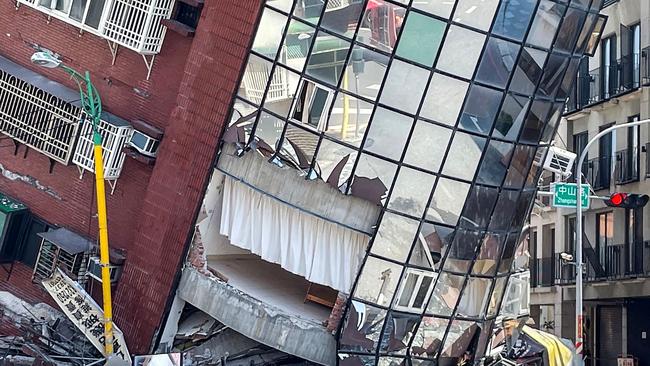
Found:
87,257 -> 122,284
130,130 -> 160,157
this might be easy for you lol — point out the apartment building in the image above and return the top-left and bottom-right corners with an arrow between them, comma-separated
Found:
529,0 -> 650,365
0,0 -> 261,355
155,0 -> 605,364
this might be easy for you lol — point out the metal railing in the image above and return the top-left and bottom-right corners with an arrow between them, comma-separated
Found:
585,156 -> 612,191
643,47 -> 650,87
615,148 -> 640,184
566,53 -> 641,114
602,0 -> 619,7
537,241 -> 650,287
532,257 -> 555,287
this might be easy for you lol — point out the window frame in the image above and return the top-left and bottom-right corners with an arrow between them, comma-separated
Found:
393,268 -> 436,313
289,78 -> 335,132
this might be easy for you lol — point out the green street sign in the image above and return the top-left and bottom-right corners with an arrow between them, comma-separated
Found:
552,183 -> 590,209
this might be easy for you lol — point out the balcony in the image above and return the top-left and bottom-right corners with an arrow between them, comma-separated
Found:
531,257 -> 555,287
614,148 -> 639,184
584,156 -> 612,191
542,242 -> 650,287
565,53 -> 641,114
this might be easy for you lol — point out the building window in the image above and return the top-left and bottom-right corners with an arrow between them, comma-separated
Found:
573,131 -> 588,181
596,211 -> 614,260
36,0 -> 107,29
290,80 -> 334,132
394,268 -> 436,313
174,2 -> 201,29
600,35 -> 617,99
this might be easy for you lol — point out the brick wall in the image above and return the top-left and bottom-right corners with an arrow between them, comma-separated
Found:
111,0 -> 261,352
0,0 -> 261,353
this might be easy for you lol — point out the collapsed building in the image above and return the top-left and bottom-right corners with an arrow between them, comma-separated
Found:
158,0 -> 607,364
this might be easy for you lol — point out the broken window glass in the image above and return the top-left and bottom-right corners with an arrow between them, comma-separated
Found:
353,256 -> 403,307
394,269 -> 436,313
290,79 -> 334,131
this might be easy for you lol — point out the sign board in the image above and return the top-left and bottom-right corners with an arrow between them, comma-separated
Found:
43,269 -> 130,362
552,183 -> 590,209
617,357 -> 635,366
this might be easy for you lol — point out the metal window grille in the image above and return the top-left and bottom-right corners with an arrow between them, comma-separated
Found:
16,0 -> 174,55
32,240 -> 89,283
72,118 -> 132,191
0,70 -> 81,165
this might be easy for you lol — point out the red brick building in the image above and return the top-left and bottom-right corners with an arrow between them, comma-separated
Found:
0,0 -> 260,353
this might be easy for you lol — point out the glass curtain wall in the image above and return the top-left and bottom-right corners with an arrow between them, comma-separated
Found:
223,0 -> 605,364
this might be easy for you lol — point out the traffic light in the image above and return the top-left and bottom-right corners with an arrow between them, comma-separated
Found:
604,193 -> 649,209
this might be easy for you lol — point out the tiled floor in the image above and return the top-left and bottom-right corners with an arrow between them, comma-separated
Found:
207,256 -> 331,323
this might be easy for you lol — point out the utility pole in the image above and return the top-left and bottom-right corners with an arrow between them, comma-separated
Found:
31,52 -> 115,356
574,118 -> 650,356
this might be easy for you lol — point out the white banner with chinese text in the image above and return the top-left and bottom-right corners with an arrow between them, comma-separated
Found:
43,268 -> 130,362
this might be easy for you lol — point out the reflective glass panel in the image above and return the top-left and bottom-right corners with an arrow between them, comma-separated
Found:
238,54 -> 274,105
503,145 -> 536,189
351,153 -> 398,204
364,107 -> 414,160
452,0 -> 499,31
519,99 -> 551,144
473,232 -> 507,276
357,0 -> 406,54
410,223 -> 455,270
436,25 -> 486,80
378,357 -> 408,366
254,111 -> 285,152
459,185 -> 498,231
252,8 -> 289,59
339,354 -> 377,366
458,85 -> 503,136
266,0 -> 291,13
279,123 -> 320,169
509,47 -> 548,95
326,92 -> 373,147
487,276 -> 508,316
476,140 -> 514,187
343,45 -> 389,101
492,94 -> 530,141
371,212 -> 420,263
526,1 -> 564,50
340,300 -> 388,352
293,0 -> 324,24
442,132 -> 486,181
281,20 -> 316,72
306,31 -> 351,86
511,189 -> 535,229
541,102 -> 564,142
379,60 -> 429,114
315,138 -> 356,187
420,74 -> 469,126
456,277 -> 492,318
554,7 -> 586,54
396,12 -> 446,67
441,320 -> 479,358
498,233 -> 521,273
388,168 -> 436,217
262,65 -> 301,117
404,120 -> 452,173
492,0 -> 536,42
475,37 -> 520,89
537,53 -> 570,99
380,312 -> 421,353
413,0 -> 456,19
320,0 -> 363,38
444,228 -> 484,273
427,178 -> 470,226
427,272 -> 465,316
353,256 -> 403,307
411,317 -> 448,358
487,190 -> 519,231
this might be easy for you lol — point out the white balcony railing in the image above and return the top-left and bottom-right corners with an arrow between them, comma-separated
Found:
73,116 -> 133,192
0,69 -> 81,164
16,0 -> 174,55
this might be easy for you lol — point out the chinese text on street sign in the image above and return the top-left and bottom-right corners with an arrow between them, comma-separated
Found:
552,183 -> 590,209
42,269 -> 130,362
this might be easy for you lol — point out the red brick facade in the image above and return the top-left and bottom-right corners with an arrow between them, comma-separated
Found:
0,0 -> 261,353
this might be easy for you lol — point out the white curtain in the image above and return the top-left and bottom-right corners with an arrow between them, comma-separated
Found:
220,176 -> 369,293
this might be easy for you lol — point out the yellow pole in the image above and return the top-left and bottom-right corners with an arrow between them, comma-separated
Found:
93,138 -> 114,355
342,69 -> 349,140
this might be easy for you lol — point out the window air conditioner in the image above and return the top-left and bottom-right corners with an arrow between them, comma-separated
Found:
129,130 -> 160,158
534,146 -> 576,178
87,256 -> 121,283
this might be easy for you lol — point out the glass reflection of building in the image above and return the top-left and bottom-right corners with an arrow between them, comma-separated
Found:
225,0 -> 604,364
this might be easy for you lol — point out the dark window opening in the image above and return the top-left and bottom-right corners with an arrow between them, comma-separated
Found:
174,2 -> 201,29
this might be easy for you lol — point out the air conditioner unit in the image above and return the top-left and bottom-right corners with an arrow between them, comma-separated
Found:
129,130 -> 160,158
87,256 -> 122,284
534,146 -> 576,177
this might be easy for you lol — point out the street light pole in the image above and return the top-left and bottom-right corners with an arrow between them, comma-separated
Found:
574,118 -> 650,356
31,52 -> 115,356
